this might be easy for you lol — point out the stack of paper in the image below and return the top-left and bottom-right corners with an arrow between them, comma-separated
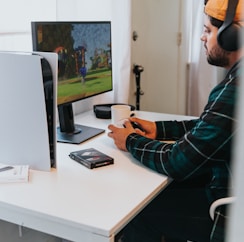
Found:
0,164 -> 29,183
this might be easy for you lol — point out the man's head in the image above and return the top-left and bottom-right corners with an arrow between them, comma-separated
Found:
201,0 -> 244,68
205,0 -> 244,51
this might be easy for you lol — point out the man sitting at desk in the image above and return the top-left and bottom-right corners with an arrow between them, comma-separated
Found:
108,0 -> 244,241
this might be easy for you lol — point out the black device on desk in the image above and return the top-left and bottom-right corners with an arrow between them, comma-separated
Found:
69,148 -> 114,169
93,103 -> 136,119
130,121 -> 145,131
31,21 -> 112,144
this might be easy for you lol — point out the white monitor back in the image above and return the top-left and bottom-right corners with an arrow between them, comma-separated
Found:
0,51 -> 57,171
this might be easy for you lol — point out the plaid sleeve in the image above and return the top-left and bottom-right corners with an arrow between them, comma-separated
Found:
126,115 -> 232,181
126,73 -> 237,181
155,119 -> 198,140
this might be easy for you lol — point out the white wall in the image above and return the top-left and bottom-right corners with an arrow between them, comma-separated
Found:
0,0 -> 56,51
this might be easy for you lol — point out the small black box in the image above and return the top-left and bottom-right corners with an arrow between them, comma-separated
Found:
69,148 -> 114,169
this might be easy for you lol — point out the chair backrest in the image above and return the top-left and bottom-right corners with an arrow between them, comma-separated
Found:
209,197 -> 236,220
209,197 -> 236,241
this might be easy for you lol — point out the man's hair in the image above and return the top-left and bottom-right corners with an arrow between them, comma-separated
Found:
209,16 -> 224,28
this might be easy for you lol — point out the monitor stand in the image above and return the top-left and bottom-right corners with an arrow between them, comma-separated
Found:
57,104 -> 105,144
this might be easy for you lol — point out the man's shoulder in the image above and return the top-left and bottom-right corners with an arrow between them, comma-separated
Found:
229,58 -> 244,77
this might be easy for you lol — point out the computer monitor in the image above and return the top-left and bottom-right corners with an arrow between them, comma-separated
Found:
31,21 -> 113,144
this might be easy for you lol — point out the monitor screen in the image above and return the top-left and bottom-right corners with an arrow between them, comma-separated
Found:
32,21 -> 112,143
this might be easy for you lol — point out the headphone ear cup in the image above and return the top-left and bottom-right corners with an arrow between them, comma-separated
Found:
217,23 -> 240,51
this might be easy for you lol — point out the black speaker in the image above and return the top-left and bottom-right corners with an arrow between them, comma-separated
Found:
217,0 -> 242,51
94,103 -> 136,119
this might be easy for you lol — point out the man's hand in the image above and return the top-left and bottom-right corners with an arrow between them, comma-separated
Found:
129,117 -> 157,139
108,118 -> 157,151
108,120 -> 137,151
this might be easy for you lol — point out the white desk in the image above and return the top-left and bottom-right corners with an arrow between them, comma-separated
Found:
0,110 -> 192,242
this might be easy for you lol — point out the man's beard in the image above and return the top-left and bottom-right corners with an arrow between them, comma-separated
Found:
206,44 -> 230,67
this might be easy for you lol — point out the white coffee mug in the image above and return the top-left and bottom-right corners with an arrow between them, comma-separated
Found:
111,105 -> 133,127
